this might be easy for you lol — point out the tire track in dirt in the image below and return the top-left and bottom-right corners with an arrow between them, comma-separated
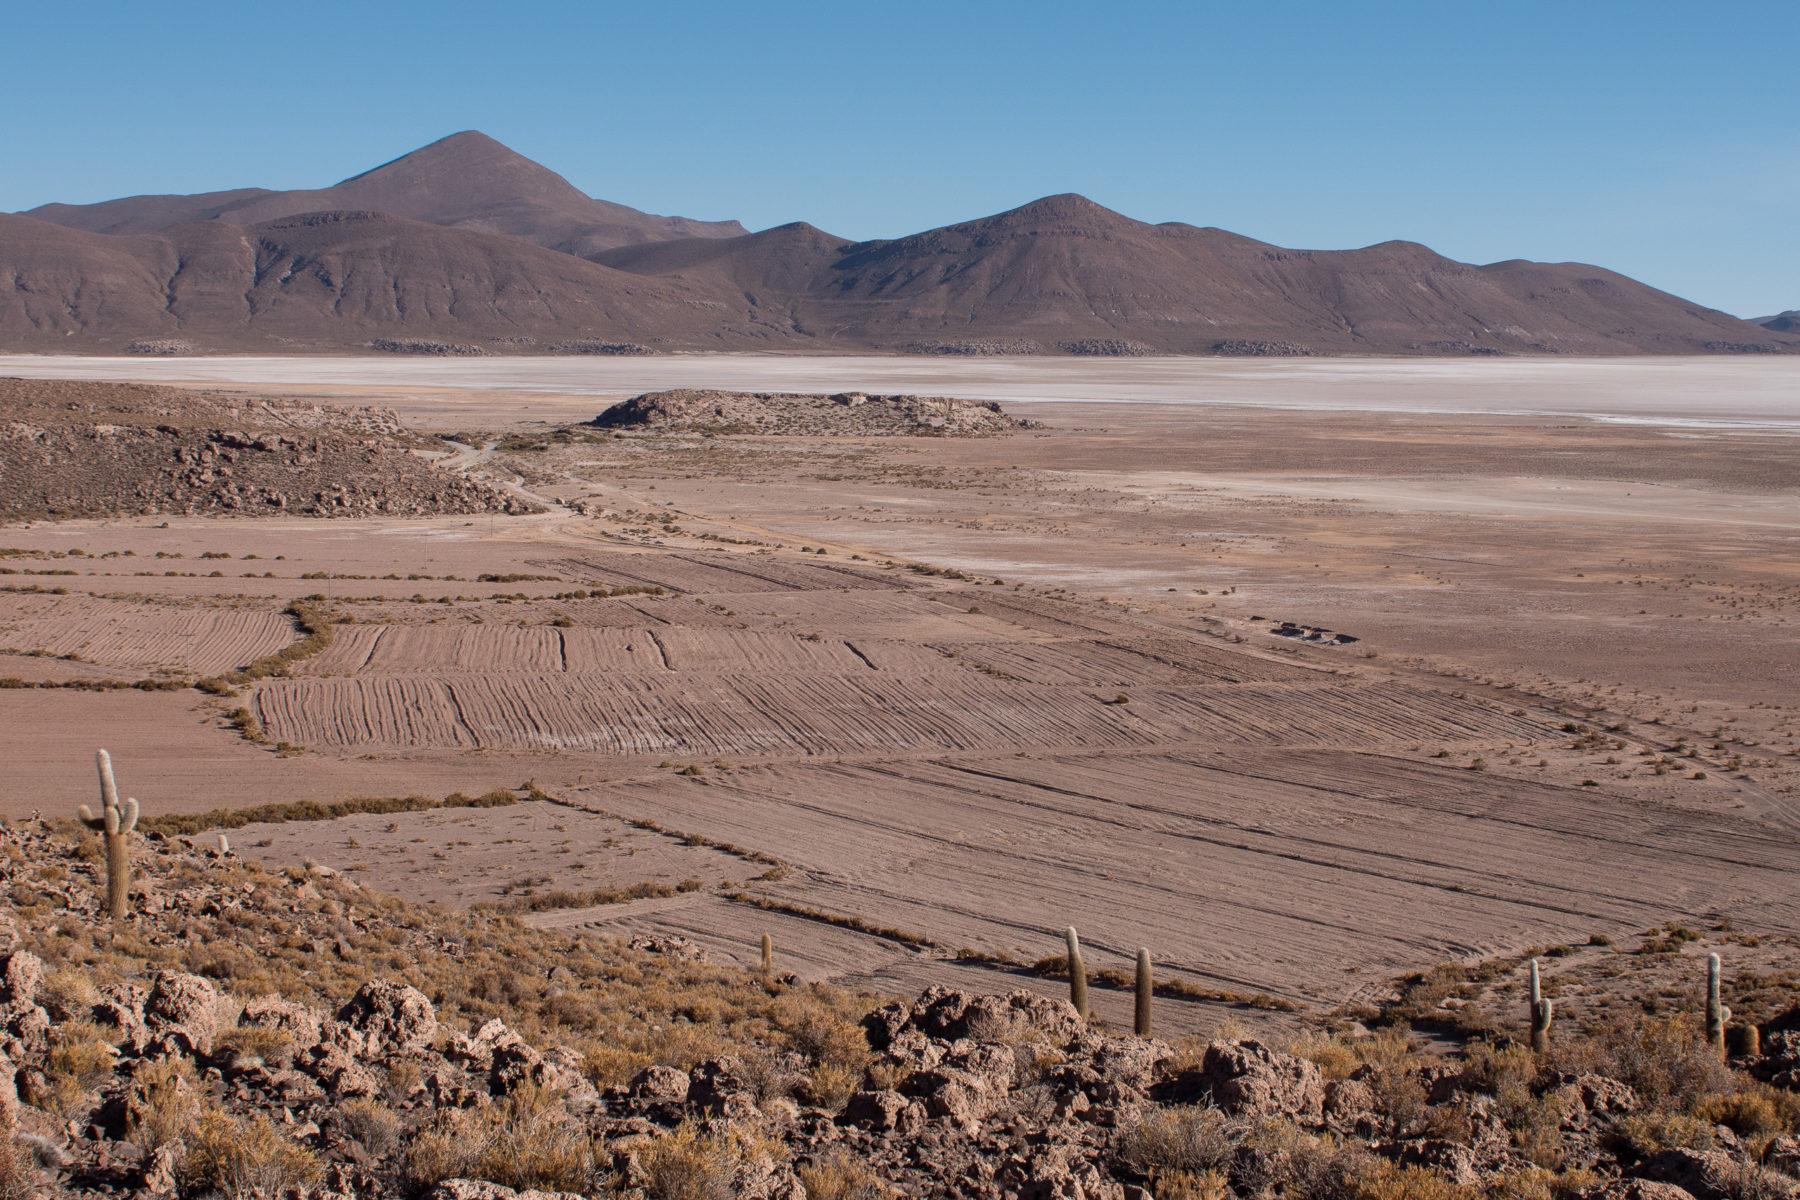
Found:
561,750 -> 1800,1005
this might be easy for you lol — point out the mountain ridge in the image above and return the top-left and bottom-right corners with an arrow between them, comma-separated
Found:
7,132 -> 1794,356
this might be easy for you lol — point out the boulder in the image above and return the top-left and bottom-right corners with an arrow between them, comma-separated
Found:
0,1048 -> 16,1129
1634,1148 -> 1800,1200
1578,1182 -> 1700,1200
144,971 -> 219,1054
1,952 -> 43,1006
1766,1135 -> 1800,1178
239,994 -> 328,1048
628,1064 -> 689,1104
841,1088 -> 922,1134
1200,1040 -> 1325,1121
899,987 -> 1085,1047
337,980 -> 437,1055
427,1182 -> 584,1200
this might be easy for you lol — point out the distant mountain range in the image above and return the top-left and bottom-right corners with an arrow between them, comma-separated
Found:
4,131 -> 1793,357
1757,311 -> 1799,333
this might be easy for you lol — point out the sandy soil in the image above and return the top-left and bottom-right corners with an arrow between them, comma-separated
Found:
4,360 -> 1796,1036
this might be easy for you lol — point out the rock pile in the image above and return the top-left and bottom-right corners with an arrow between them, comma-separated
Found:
0,378 -> 533,520
591,389 -> 1034,438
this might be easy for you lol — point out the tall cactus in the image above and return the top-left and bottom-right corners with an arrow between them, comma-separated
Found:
1134,947 -> 1153,1037
79,750 -> 139,920
761,932 -> 774,977
1707,953 -> 1729,1056
1528,959 -> 1554,1053
1065,926 -> 1089,1021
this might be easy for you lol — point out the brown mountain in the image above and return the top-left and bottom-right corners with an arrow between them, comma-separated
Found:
594,194 -> 1795,356
0,209 -> 775,351
6,136 -> 1794,356
1757,310 -> 1799,333
23,131 -> 746,255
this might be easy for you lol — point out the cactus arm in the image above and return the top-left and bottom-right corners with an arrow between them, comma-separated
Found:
120,797 -> 138,835
97,749 -> 119,810
78,804 -> 103,830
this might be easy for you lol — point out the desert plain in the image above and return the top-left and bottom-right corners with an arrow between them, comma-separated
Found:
2,355 -> 1797,1039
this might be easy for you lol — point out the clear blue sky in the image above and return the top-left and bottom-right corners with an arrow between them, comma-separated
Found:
3,0 -> 1793,316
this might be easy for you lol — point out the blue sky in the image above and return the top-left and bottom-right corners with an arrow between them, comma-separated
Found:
3,1 -> 1793,316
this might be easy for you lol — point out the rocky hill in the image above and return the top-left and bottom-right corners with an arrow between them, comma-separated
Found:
1758,311 -> 1800,333
23,132 -> 746,255
2,776 -> 1800,1200
591,390 -> 1034,437
7,134 -> 1795,357
0,378 -> 533,520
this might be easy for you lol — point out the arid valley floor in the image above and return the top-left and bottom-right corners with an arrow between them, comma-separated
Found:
4,356 -> 1798,1041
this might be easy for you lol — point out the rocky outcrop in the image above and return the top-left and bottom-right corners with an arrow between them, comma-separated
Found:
591,389 -> 1034,438
0,377 -> 535,520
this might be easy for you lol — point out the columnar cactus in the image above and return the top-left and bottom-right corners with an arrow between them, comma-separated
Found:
761,932 -> 774,977
1065,926 -> 1089,1021
79,749 -> 139,920
1707,953 -> 1730,1056
1134,947 -> 1153,1037
1528,958 -> 1554,1053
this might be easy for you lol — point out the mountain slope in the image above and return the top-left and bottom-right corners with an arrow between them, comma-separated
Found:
0,209 -> 770,351
23,132 -> 745,254
1757,310 -> 1799,333
596,194 -> 1790,355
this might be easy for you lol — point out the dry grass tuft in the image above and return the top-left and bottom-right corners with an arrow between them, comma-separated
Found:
406,1083 -> 602,1195
796,1149 -> 892,1200
178,1105 -> 323,1199
126,1056 -> 201,1153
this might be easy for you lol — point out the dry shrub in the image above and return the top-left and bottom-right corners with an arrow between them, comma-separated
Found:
179,1106 -> 323,1199
638,1124 -> 740,1200
0,1133 -> 38,1200
1507,1093 -> 1567,1169
1149,1169 -> 1233,1200
36,966 -> 97,1022
1551,1013 -> 1736,1113
1121,1105 -> 1239,1178
804,1062 -> 862,1112
337,1096 -> 400,1157
1460,1042 -> 1539,1098
126,1057 -> 201,1153
1231,1118 -> 1353,1198
214,1023 -> 295,1069
1355,1027 -> 1423,1071
584,1044 -> 651,1088
1604,1111 -> 1717,1159
406,1084 -> 600,1195
1344,1160 -> 1476,1200
1368,1064 -> 1430,1137
35,1021 -> 115,1118
796,1149 -> 892,1200
1694,1091 -> 1785,1141
864,1061 -> 910,1091
775,989 -> 874,1071
1286,1030 -> 1358,1081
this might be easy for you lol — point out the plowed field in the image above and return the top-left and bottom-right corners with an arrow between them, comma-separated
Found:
0,592 -> 292,675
